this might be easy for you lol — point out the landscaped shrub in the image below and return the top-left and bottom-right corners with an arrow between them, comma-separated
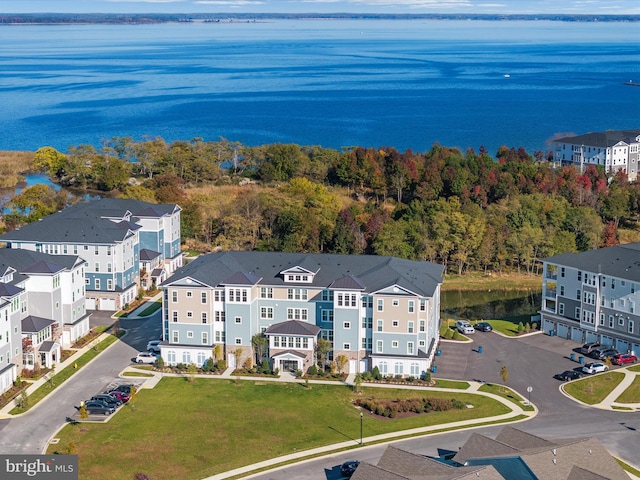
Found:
261,359 -> 272,374
372,366 -> 382,381
452,329 -> 461,340
358,396 -> 465,418
243,357 -> 253,370
217,359 -> 227,371
517,322 -> 525,334
525,322 -> 531,332
308,364 -> 318,376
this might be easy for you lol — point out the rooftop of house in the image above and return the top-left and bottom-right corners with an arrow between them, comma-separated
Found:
553,129 -> 640,148
543,242 -> 640,282
352,426 -> 628,480
0,198 -> 179,245
161,251 -> 444,298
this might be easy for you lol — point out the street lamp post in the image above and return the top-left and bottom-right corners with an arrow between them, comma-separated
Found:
360,411 -> 363,445
527,386 -> 533,405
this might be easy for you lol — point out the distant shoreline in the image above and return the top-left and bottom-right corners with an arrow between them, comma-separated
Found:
1,13 -> 639,25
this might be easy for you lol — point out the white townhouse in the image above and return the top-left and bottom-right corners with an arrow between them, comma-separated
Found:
552,129 -> 640,181
0,198 -> 182,311
159,251 -> 444,377
0,248 -> 90,395
540,243 -> 640,356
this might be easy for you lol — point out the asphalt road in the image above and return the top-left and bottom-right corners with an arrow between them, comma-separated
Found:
248,331 -> 640,480
0,310 -> 161,455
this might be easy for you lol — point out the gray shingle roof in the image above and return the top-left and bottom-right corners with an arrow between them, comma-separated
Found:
0,248 -> 81,276
21,316 -> 56,333
0,198 -> 178,245
162,251 -> 443,298
0,282 -> 23,297
543,243 -> 640,282
39,340 -> 58,352
140,249 -> 161,261
329,274 -> 366,290
554,129 -> 640,147
270,349 -> 307,359
264,320 -> 321,336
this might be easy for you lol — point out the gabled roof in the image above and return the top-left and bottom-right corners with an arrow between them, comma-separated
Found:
39,341 -> 59,352
21,316 -> 56,333
140,249 -> 162,261
0,198 -> 179,245
270,349 -> 307,359
329,274 -> 366,290
264,320 -> 321,337
543,242 -> 640,282
222,271 -> 262,286
161,251 -> 443,298
453,432 -> 521,464
553,129 -> 640,148
494,426 -> 556,451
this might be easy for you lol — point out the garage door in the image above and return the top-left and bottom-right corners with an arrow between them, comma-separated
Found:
585,332 -> 598,343
100,298 -> 117,311
85,298 -> 96,310
556,324 -> 568,339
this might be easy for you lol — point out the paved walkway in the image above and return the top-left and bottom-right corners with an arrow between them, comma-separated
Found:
587,366 -> 640,410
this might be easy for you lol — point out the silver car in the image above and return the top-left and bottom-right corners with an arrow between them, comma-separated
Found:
135,352 -> 158,364
455,320 -> 475,334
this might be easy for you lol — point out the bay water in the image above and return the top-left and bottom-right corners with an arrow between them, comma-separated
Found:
1,19 -> 639,155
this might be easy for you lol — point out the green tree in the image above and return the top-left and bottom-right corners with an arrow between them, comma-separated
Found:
252,333 -> 268,364
33,146 -> 67,179
335,354 -> 349,374
315,338 -> 332,373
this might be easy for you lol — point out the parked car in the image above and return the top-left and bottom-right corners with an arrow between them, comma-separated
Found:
590,348 -> 618,360
340,460 -> 360,478
580,342 -> 601,355
474,322 -> 493,332
146,340 -> 161,353
91,394 -> 122,407
109,390 -> 130,403
612,353 -> 638,365
107,384 -> 135,395
555,370 -> 583,382
83,400 -> 116,416
134,352 -> 158,364
455,320 -> 475,334
582,362 -> 608,375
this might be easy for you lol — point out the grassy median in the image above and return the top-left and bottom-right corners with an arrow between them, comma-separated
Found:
48,377 -> 510,480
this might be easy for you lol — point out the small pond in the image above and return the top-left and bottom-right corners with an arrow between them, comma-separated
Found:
442,289 -> 542,320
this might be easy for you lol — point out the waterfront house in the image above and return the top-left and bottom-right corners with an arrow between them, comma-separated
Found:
159,251 -> 444,376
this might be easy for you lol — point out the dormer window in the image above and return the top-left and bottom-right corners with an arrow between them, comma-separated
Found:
281,266 -> 316,283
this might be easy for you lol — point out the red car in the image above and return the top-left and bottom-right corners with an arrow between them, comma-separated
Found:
109,390 -> 130,403
612,353 -> 638,365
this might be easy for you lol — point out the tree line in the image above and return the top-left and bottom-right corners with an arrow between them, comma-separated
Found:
4,136 -> 639,276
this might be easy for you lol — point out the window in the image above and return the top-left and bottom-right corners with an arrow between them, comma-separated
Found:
599,313 -> 605,326
107,279 -> 113,290
202,312 -> 207,323
343,343 -> 350,350
408,301 -> 414,313
287,308 -> 308,320
376,340 -> 383,353
187,311 -> 193,319
94,262 -> 99,272
419,320 -> 425,332
322,290 -> 334,301
560,267 -> 565,278
408,321 -> 414,333
343,322 -> 351,329
630,301 -> 635,314
629,320 -> 635,334
260,307 -> 274,319
172,312 -> 178,322
201,292 -> 207,304
377,319 -> 383,332
235,316 -> 242,324
576,289 -> 580,300
577,271 -> 582,282
187,331 -> 194,338
95,246 -> 99,255
172,291 -> 178,303
393,299 -> 399,306
560,285 -> 565,296
608,315 -> 614,328
410,363 -> 420,376
182,352 -> 191,364
394,362 -> 403,375
235,338 -> 242,345
94,279 -> 100,290
407,342 -> 414,355
420,299 -> 426,311
361,317 -> 372,328
260,287 -> 273,299
107,263 -> 112,273
321,310 -> 334,323
618,316 -> 624,326
377,299 -> 383,312
392,320 -> 399,327
172,331 -> 179,343
575,307 -> 580,320
391,340 -> 399,348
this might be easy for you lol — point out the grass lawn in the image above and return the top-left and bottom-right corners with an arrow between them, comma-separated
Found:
563,371 -> 625,405
48,377 -> 510,480
442,272 -> 541,291
478,383 -> 535,412
615,375 -> 640,404
628,365 -> 640,373
138,299 -> 162,317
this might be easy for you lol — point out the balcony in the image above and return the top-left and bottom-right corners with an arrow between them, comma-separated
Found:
545,272 -> 557,280
544,288 -> 556,298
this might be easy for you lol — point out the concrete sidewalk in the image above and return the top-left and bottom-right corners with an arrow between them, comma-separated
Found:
595,367 -> 640,410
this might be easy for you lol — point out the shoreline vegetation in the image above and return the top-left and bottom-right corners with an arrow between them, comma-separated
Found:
1,14 -> 639,25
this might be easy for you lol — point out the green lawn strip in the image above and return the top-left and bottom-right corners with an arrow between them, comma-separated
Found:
138,300 -> 162,317
615,375 -> 640,404
47,378 -> 510,480
478,383 -> 534,411
432,379 -> 470,389
224,414 -> 531,480
627,365 -> 640,373
10,334 -> 119,414
616,457 -> 640,477
563,371 -> 625,405
122,372 -> 154,377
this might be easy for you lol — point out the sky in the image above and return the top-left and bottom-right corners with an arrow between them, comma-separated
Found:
2,0 -> 639,15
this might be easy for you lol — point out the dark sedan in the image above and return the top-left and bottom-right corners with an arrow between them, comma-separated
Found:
83,401 -> 116,416
91,394 -> 122,407
340,460 -> 360,478
474,322 -> 493,332
554,370 -> 583,382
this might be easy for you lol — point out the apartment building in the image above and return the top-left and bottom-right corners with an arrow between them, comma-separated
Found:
0,198 -> 182,310
540,243 -> 640,356
0,249 -> 89,395
160,251 -> 444,377
552,129 -> 640,181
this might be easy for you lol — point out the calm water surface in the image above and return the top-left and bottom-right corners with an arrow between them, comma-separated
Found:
1,20 -> 639,154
